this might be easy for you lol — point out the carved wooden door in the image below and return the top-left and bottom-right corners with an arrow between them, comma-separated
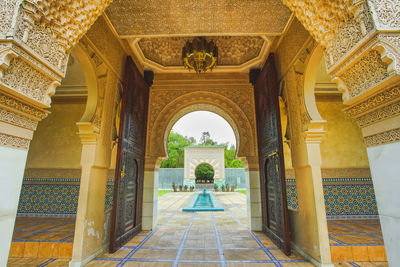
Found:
252,54 -> 291,255
110,57 -> 150,252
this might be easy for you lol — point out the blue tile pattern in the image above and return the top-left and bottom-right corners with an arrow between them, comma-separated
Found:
286,178 -> 378,218
17,177 -> 378,219
17,178 -> 114,217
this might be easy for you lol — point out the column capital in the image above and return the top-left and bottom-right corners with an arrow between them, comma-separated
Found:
76,122 -> 99,145
305,120 -> 326,144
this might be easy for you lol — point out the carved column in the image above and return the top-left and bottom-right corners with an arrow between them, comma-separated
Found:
283,63 -> 333,266
326,2 -> 400,265
283,0 -> 400,264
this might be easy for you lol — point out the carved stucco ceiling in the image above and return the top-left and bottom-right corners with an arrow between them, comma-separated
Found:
105,0 -> 292,37
137,36 -> 265,67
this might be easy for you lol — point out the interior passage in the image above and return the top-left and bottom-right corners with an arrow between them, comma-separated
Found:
8,193 -> 388,266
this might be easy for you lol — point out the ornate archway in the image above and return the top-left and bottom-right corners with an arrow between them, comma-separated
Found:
145,76 -> 258,169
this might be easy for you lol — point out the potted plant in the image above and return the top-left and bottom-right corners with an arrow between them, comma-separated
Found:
232,184 -> 237,192
190,185 -> 194,192
214,183 -> 218,192
225,183 -> 229,192
172,182 -> 177,192
221,184 -> 225,192
179,185 -> 183,192
184,185 -> 188,192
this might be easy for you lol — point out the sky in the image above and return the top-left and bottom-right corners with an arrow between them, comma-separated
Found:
171,111 -> 236,146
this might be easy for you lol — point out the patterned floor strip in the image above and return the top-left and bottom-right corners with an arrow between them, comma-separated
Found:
172,212 -> 196,267
211,212 -> 227,267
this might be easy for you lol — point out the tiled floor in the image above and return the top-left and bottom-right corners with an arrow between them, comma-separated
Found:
8,192 -> 388,266
8,217 -> 75,260
328,220 -> 384,246
328,220 -> 387,262
88,192 -> 311,266
12,217 -> 75,243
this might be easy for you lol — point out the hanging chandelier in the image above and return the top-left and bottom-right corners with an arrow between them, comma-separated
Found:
182,37 -> 218,73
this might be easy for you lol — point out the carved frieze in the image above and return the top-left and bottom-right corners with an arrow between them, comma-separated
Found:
338,50 -> 389,99
364,128 -> 400,147
138,36 -> 265,67
344,86 -> 400,118
0,109 -> 38,130
356,102 -> 400,127
0,132 -> 30,150
1,57 -> 55,104
0,92 -> 48,120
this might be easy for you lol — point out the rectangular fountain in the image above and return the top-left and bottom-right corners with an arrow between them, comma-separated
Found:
182,189 -> 224,211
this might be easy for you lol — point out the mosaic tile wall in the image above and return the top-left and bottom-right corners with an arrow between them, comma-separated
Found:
17,178 -> 114,217
17,172 -> 378,219
286,178 -> 379,219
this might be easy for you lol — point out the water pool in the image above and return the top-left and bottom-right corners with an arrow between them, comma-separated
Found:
182,189 -> 224,212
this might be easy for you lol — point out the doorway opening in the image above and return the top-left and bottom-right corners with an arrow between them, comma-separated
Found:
8,52 -> 90,262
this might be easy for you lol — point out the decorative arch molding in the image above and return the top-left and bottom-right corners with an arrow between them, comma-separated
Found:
146,90 -> 257,166
300,44 -> 328,142
72,45 -> 99,126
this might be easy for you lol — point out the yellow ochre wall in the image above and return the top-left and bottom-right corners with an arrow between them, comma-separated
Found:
26,102 -> 86,169
317,99 -> 370,168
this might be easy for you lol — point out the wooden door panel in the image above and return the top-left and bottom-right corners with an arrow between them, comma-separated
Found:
252,54 -> 291,255
110,57 -> 150,253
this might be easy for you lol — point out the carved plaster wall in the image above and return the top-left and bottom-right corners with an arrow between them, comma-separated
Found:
138,36 -> 265,67
105,0 -> 291,36
146,73 -> 257,169
283,1 -> 400,147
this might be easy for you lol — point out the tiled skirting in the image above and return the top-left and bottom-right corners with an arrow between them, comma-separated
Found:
17,174 -> 114,217
286,176 -> 379,219
18,168 -> 377,219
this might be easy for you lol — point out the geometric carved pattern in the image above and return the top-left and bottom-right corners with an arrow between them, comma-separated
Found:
339,50 -> 389,99
23,0 -> 113,52
138,36 -> 265,67
364,128 -> 400,147
356,101 -> 400,127
0,109 -> 38,131
345,86 -> 400,118
1,58 -> 54,104
147,86 -> 257,166
368,0 -> 400,30
281,0 -> 357,46
324,3 -> 374,69
106,0 -> 291,36
0,133 -> 30,150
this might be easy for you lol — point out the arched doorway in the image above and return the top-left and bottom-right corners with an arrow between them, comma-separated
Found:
144,77 -> 260,232
8,49 -> 95,262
